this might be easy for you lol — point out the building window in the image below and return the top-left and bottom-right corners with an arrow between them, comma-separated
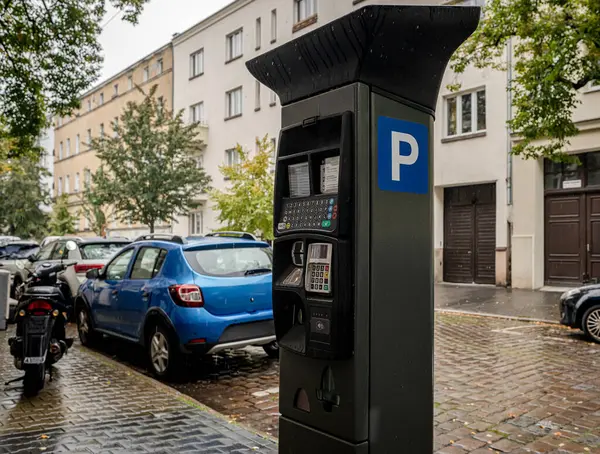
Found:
65,175 -> 70,194
85,217 -> 90,230
87,99 -> 92,112
157,97 -> 164,114
58,177 -> 63,196
270,138 -> 276,173
445,88 -> 486,137
74,218 -> 80,232
190,49 -> 204,78
113,84 -> 119,97
128,75 -> 133,90
255,81 -> 261,110
59,142 -> 63,160
255,17 -> 261,49
190,102 -> 205,124
87,129 -> 92,145
74,173 -> 80,193
271,9 -> 277,42
113,117 -> 119,137
269,90 -> 277,106
189,211 -> 204,235
543,152 -> 600,190
57,117 -> 63,127
225,148 -> 241,167
226,87 -> 243,119
157,58 -> 163,74
100,123 -> 105,137
75,134 -> 80,154
294,0 -> 317,24
226,29 -> 243,62
84,169 -> 91,188
66,138 -> 71,157
143,66 -> 149,82
99,93 -> 104,105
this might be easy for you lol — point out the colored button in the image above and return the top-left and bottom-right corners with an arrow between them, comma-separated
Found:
325,266 -> 329,271
286,223 -> 291,229
324,272 -> 329,279
324,285 -> 329,291
321,220 -> 331,228
329,198 -> 334,204
328,206 -> 333,212
327,214 -> 332,219
332,213 -> 337,220
333,205 -> 338,212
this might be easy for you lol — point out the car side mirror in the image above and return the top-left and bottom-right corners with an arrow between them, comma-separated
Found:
27,255 -> 36,263
86,268 -> 100,280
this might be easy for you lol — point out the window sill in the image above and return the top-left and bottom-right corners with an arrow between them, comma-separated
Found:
270,39 -> 277,44
255,107 -> 261,112
352,0 -> 366,4
189,73 -> 204,81
224,113 -> 242,121
292,15 -> 318,33
255,46 -> 261,51
225,54 -> 244,65
269,102 -> 276,107
584,85 -> 600,94
441,131 -> 487,143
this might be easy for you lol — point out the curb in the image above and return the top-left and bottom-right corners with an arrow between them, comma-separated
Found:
435,308 -> 560,325
79,345 -> 279,444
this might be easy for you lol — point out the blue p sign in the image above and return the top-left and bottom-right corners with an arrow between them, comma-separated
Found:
377,116 -> 429,194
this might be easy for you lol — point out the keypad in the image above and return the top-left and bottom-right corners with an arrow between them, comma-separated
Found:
309,264 -> 331,293
277,196 -> 338,232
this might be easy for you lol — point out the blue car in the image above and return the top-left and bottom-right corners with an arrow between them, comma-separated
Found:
75,234 -> 277,378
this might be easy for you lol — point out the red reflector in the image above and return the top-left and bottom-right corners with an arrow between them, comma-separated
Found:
74,263 -> 104,274
189,339 -> 206,344
169,284 -> 204,308
27,301 -> 52,312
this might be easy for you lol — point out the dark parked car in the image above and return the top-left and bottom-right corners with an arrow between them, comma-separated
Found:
560,285 -> 600,342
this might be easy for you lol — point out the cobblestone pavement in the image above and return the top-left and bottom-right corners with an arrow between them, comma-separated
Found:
0,325 -> 277,453
99,314 -> 600,453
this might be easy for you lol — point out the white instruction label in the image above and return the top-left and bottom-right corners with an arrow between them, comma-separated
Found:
320,156 -> 339,194
288,162 -> 310,198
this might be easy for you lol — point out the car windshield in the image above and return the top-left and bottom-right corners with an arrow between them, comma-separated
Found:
184,246 -> 273,277
0,244 -> 39,259
80,242 -> 129,260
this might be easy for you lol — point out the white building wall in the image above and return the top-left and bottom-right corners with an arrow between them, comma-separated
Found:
433,56 -> 511,284
37,126 -> 54,212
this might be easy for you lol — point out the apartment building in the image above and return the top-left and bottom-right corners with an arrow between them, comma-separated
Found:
170,0 -> 433,236
53,43 -> 173,238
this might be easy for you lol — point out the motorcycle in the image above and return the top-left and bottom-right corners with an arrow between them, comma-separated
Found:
7,242 -> 77,396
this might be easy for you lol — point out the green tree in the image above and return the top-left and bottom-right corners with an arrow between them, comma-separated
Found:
451,0 -> 600,161
49,194 -> 76,236
92,85 -> 211,233
78,182 -> 112,236
0,0 -> 149,155
0,158 -> 50,239
211,135 -> 275,240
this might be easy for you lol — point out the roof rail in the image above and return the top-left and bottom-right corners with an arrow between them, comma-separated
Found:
205,231 -> 257,241
134,234 -> 187,244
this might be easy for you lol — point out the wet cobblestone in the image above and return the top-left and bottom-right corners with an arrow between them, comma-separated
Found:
0,325 -> 277,453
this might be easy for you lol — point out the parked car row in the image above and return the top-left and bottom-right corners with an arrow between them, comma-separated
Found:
2,232 -> 277,379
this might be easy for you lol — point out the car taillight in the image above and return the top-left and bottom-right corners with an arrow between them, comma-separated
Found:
27,300 -> 53,314
74,263 -> 104,274
169,284 -> 204,308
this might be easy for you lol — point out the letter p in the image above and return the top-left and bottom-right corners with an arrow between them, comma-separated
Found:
391,132 -> 419,182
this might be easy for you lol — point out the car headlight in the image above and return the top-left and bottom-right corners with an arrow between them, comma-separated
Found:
561,288 -> 581,300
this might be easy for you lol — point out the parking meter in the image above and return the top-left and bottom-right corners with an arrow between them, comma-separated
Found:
247,5 -> 479,453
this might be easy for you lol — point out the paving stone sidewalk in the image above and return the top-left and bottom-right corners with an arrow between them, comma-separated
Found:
0,325 -> 277,454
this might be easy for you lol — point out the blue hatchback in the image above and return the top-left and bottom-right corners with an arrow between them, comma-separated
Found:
75,234 -> 276,378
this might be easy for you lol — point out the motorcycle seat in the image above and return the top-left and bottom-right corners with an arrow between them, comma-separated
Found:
24,286 -> 63,297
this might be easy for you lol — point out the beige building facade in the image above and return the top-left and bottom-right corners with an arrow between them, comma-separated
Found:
53,43 -> 174,238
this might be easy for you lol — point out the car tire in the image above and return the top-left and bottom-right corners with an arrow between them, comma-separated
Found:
10,276 -> 22,300
582,305 -> 600,343
262,341 -> 279,359
77,306 -> 101,347
147,324 -> 182,380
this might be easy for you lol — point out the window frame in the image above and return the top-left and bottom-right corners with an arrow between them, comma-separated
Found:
74,173 -> 80,193
99,93 -> 104,105
226,28 -> 244,62
189,211 -> 204,235
66,138 -> 70,157
189,49 -> 204,79
271,9 -> 277,43
225,86 -> 243,119
113,83 -> 118,97
225,148 -> 241,167
255,17 -> 261,50
143,66 -> 149,82
75,134 -> 80,154
255,81 -> 261,111
127,75 -> 133,90
444,87 -> 486,139
294,0 -> 317,24
157,58 -> 163,75
190,101 -> 205,124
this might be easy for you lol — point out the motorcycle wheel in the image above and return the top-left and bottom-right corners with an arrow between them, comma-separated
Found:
23,364 -> 45,397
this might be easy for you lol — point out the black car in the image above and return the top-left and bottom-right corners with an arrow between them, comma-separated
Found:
560,285 -> 600,342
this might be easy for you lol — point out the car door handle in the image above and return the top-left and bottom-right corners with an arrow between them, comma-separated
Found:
111,290 -> 118,295
142,291 -> 150,300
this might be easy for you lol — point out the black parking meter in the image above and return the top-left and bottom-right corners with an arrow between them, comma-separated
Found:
247,5 -> 479,453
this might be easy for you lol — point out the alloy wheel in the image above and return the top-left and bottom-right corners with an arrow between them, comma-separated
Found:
78,311 -> 89,336
586,308 -> 600,341
150,331 -> 169,374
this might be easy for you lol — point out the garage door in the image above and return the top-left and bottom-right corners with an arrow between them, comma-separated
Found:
444,184 -> 496,285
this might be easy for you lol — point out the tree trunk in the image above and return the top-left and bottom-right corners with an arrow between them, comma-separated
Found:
149,221 -> 155,234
